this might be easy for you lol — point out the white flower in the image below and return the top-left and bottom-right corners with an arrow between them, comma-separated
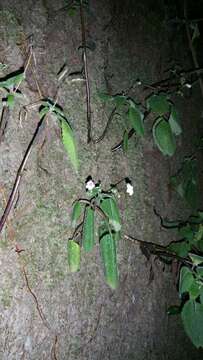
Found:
185,83 -> 192,89
86,179 -> 95,191
126,183 -> 134,196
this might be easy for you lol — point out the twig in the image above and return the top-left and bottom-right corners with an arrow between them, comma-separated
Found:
21,264 -> 51,330
111,128 -> 135,152
0,115 -> 45,234
184,0 -> 203,98
79,0 -> 92,143
124,234 -> 193,266
51,335 -> 58,360
94,106 -> 117,143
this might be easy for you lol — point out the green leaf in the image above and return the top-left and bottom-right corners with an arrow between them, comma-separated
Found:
100,197 -> 121,232
189,253 -> 203,266
168,241 -> 191,257
147,93 -> 171,115
67,240 -> 81,272
181,300 -> 203,348
128,103 -> 144,137
152,117 -> 176,156
71,201 -> 82,228
179,266 -> 194,296
168,106 -> 182,136
122,130 -> 128,152
82,206 -> 95,252
99,228 -> 119,289
61,117 -> 79,172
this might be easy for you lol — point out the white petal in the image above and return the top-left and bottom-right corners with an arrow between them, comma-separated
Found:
126,183 -> 134,196
86,180 -> 95,191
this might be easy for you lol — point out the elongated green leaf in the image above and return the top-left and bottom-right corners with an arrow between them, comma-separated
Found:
152,117 -> 176,156
169,106 -> 182,136
61,117 -> 79,172
147,93 -> 171,115
67,240 -> 81,272
82,206 -> 95,252
181,300 -> 203,348
179,266 -> 194,296
128,101 -> 144,136
100,229 -> 119,289
100,197 -> 121,232
71,201 -> 82,228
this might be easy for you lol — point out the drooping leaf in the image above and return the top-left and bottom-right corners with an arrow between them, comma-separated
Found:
67,240 -> 81,272
179,266 -> 194,296
147,93 -> 171,115
181,300 -> 203,348
60,117 -> 79,172
128,102 -> 144,137
71,201 -> 82,228
152,117 -> 176,156
82,206 -> 95,252
100,197 -> 121,232
99,227 -> 119,289
169,106 -> 182,136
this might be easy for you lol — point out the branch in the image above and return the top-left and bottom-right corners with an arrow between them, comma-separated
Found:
0,115 -> 45,234
80,0 -> 92,143
124,234 -> 193,266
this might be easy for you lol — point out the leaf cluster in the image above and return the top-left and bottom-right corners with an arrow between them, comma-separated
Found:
68,183 -> 121,289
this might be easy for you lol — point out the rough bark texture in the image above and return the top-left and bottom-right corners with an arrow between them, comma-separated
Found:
0,0 -> 202,359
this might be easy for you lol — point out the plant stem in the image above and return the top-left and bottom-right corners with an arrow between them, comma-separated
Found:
95,106 -> 117,143
124,234 -> 193,266
0,116 -> 45,234
111,128 -> 135,152
80,0 -> 92,143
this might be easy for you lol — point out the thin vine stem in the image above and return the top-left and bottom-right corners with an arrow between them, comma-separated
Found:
0,115 -> 46,234
80,0 -> 92,143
